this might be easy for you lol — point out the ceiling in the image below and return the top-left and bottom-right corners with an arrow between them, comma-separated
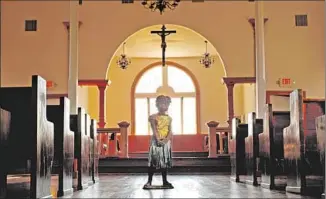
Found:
114,24 -> 218,58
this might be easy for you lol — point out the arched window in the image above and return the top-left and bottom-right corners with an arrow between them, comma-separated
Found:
133,64 -> 198,135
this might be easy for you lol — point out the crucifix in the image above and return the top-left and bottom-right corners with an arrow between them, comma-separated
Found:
151,25 -> 176,66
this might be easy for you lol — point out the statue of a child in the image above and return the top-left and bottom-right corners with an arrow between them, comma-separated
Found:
143,95 -> 174,189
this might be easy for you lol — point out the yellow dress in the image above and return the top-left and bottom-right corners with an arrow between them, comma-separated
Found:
148,114 -> 172,169
156,115 -> 170,139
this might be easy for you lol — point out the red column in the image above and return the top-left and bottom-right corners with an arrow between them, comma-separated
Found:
226,83 -> 235,127
97,85 -> 106,128
98,85 -> 107,156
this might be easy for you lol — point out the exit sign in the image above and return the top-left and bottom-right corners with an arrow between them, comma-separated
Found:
277,78 -> 294,87
46,81 -> 56,88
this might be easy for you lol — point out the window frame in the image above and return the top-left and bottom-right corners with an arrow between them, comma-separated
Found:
131,61 -> 201,135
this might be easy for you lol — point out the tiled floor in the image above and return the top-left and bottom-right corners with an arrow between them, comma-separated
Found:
63,174 -> 318,198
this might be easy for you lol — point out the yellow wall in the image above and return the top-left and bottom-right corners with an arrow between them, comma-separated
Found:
270,96 -> 290,111
242,84 -> 256,122
0,1 -> 324,128
1,1 -> 324,97
77,86 -> 89,113
233,84 -> 244,117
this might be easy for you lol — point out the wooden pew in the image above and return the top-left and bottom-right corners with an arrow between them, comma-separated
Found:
259,104 -> 290,190
230,118 -> 248,183
303,99 -> 324,195
244,112 -> 263,186
0,108 -> 11,197
0,75 -> 54,198
47,97 -> 74,197
70,107 -> 88,190
84,114 -> 93,186
316,115 -> 325,199
283,89 -> 324,196
90,119 -> 99,183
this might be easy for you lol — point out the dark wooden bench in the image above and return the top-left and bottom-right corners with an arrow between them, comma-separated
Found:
283,89 -> 325,196
70,107 -> 88,190
315,115 -> 325,199
84,114 -> 93,186
0,108 -> 11,197
47,97 -> 74,197
230,117 -> 248,183
259,104 -> 289,190
90,119 -> 99,183
0,75 -> 54,198
245,112 -> 263,186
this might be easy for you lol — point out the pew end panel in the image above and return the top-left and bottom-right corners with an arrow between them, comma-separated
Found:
259,104 -> 273,189
90,119 -> 99,183
315,115 -> 325,198
0,75 -> 54,198
245,112 -> 263,186
284,89 -> 324,196
230,117 -> 248,183
302,100 -> 325,196
70,107 -> 88,191
283,89 -> 304,194
0,108 -> 11,197
47,97 -> 74,197
259,104 -> 289,190
84,114 -> 93,186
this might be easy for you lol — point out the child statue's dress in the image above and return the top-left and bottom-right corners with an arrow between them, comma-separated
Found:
148,114 -> 173,169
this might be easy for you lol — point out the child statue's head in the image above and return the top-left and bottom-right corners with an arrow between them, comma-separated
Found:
156,95 -> 171,113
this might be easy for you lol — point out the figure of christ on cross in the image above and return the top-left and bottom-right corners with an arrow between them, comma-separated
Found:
151,25 -> 176,66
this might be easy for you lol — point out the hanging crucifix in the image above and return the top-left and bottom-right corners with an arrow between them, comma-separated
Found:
151,25 -> 176,66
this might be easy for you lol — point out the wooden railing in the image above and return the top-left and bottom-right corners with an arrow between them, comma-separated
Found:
97,121 -> 130,158
206,121 -> 230,158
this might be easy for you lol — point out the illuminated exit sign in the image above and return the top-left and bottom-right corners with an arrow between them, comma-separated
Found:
277,78 -> 294,88
46,81 -> 57,88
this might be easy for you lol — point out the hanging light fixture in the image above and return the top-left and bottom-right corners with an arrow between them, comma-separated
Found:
117,42 -> 131,69
141,0 -> 180,15
199,40 -> 214,68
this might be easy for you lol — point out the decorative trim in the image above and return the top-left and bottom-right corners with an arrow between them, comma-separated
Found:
248,18 -> 269,30
79,79 -> 110,87
216,127 -> 230,133
304,98 -> 325,102
118,121 -> 130,128
207,121 -> 219,128
222,77 -> 256,85
47,93 -> 68,99
62,21 -> 83,30
130,61 -> 201,135
266,90 -> 307,104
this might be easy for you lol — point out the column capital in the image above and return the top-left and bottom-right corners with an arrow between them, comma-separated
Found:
248,18 -> 269,30
118,121 -> 130,128
78,79 -> 111,88
98,121 -> 106,128
222,77 -> 256,86
207,121 -> 219,128
63,21 -> 83,30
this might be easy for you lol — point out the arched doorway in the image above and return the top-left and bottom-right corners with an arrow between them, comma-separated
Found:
131,61 -> 200,135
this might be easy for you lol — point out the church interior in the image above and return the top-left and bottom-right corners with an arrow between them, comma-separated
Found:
0,0 -> 325,198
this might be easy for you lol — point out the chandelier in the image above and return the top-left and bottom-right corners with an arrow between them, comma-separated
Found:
199,40 -> 214,68
117,42 -> 131,69
141,0 -> 180,15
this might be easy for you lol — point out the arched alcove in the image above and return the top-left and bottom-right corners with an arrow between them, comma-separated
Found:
131,61 -> 201,135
